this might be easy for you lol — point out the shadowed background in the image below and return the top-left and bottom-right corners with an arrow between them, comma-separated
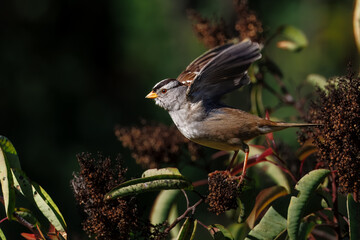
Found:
0,0 -> 356,238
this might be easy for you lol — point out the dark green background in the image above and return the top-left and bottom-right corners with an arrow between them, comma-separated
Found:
0,0 -> 357,238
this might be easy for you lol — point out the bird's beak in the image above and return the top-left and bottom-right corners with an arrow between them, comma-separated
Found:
145,90 -> 158,99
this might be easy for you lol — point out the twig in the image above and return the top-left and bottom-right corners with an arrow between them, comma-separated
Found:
163,198 -> 204,235
181,189 -> 190,208
192,179 -> 208,187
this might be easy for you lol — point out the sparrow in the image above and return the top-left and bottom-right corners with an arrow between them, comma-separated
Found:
146,39 -> 316,181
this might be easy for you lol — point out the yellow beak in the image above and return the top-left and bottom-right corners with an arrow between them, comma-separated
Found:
145,91 -> 158,99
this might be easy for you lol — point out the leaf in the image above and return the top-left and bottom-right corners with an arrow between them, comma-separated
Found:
176,217 -> 197,240
238,188 -> 257,223
208,224 -> 234,240
347,194 -> 360,240
277,25 -> 308,52
11,169 -> 67,238
169,203 -> 181,239
0,228 -> 5,240
0,145 -> 16,220
105,168 -> 192,199
14,208 -> 40,227
228,223 -> 250,240
306,74 -> 327,91
20,233 -> 37,240
142,168 -> 183,178
354,0 -> 360,53
245,195 -> 290,240
150,190 -> 180,225
0,136 -> 21,169
287,169 -> 330,240
246,186 -> 288,228
298,222 -> 316,240
31,182 -> 67,238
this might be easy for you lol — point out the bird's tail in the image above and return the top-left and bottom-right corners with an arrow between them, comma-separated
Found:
258,122 -> 320,134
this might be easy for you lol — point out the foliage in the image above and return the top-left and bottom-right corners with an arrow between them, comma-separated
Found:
0,136 -> 67,239
1,0 -> 359,239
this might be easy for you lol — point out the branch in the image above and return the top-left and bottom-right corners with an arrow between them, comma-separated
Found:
163,198 -> 204,235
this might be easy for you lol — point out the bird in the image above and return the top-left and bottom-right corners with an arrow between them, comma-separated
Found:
146,39 -> 316,182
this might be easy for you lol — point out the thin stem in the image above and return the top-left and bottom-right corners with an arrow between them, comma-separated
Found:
192,179 -> 208,187
196,220 -> 208,229
181,189 -> 190,208
163,198 -> 204,235
0,217 -> 7,224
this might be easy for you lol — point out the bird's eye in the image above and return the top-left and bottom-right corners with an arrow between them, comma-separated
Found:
161,89 -> 167,94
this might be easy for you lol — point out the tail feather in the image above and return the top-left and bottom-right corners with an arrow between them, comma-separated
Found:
258,122 -> 320,134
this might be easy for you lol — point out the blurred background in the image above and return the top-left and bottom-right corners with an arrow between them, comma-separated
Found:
0,0 -> 357,238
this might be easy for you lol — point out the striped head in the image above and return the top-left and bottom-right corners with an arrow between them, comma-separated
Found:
145,78 -> 187,111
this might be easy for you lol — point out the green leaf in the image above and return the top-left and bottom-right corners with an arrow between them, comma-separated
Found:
142,168 -> 183,178
0,136 -> 21,169
246,195 -> 290,240
298,222 -> 316,240
14,208 -> 40,228
287,169 -> 330,240
176,217 -> 197,240
208,224 -> 234,240
228,223 -> 250,240
11,169 -> 67,237
0,146 -> 16,220
0,228 -> 5,240
347,194 -> 360,240
169,203 -> 181,239
32,182 -> 67,236
277,25 -> 308,52
105,168 -> 192,199
150,190 -> 180,225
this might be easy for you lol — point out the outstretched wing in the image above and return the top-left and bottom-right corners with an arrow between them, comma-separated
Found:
177,44 -> 233,86
178,40 -> 261,102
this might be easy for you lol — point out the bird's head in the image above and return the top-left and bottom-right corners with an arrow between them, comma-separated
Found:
145,78 -> 187,111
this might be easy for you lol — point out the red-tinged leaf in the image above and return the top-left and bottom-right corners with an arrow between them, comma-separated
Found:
20,233 -> 37,240
256,148 -> 273,162
231,155 -> 267,176
246,186 -> 288,228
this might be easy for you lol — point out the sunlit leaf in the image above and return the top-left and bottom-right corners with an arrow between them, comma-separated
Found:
287,169 -> 330,240
169,203 -> 180,239
347,194 -> 360,240
0,146 -> 15,220
245,195 -> 290,240
0,136 -> 21,169
11,169 -> 67,238
208,224 -> 234,240
105,168 -> 192,199
142,168 -> 183,178
246,186 -> 288,228
0,228 -> 5,240
150,190 -> 180,225
176,217 -> 197,240
353,0 -> 360,53
277,25 -> 308,52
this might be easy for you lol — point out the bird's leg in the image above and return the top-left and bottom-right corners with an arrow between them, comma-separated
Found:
238,144 -> 249,185
228,150 -> 239,169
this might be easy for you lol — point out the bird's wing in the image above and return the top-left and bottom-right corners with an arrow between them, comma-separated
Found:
178,40 -> 261,102
177,43 -> 233,86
